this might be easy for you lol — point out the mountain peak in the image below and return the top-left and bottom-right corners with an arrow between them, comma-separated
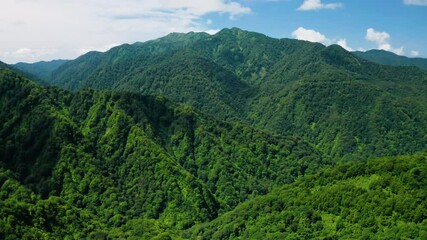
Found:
217,27 -> 259,36
158,31 -> 210,44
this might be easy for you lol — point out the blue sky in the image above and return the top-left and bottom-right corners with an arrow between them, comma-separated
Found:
0,0 -> 426,63
206,0 -> 427,56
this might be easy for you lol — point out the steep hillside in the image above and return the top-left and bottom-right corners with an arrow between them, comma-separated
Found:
185,152 -> 427,239
354,49 -> 427,70
0,69 -> 323,238
43,28 -> 427,161
249,44 -> 427,160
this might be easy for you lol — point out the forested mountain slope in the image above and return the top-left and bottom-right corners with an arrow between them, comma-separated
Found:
6,27 -> 427,240
185,152 -> 427,239
354,49 -> 427,70
37,28 -> 427,161
0,68 -> 323,238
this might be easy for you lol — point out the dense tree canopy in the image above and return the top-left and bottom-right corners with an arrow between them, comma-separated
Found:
25,28 -> 427,161
2,28 -> 427,239
0,69 -> 323,238
185,152 -> 427,239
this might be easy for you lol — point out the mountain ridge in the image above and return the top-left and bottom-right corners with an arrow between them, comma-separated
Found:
353,49 -> 427,70
27,28 -> 427,162
1,28 -> 427,239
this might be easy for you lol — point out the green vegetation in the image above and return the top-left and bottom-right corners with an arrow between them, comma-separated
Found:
354,49 -> 427,70
39,28 -> 427,161
185,152 -> 427,239
2,28 -> 427,239
0,69 -> 323,238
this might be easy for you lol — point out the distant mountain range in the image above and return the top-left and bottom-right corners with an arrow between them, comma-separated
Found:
353,49 -> 427,70
12,38 -> 427,83
13,59 -> 69,80
2,28 -> 427,239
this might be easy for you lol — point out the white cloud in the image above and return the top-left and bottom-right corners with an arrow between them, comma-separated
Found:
392,47 -> 405,55
298,0 -> 342,11
366,28 -> 390,45
403,0 -> 427,6
291,27 -> 355,51
205,29 -> 221,35
11,47 -> 58,62
76,43 -> 121,56
291,27 -> 328,44
337,39 -> 354,51
0,0 -> 251,63
365,28 -> 405,55
410,50 -> 420,56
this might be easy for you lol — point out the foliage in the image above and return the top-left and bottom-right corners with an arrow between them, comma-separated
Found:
0,69 -> 323,238
2,28 -> 427,239
35,28 -> 427,161
185,152 -> 427,239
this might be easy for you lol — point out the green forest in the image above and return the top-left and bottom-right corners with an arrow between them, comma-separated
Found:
21,28 -> 426,162
2,28 -> 427,239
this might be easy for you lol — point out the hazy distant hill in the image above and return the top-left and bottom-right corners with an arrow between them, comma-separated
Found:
13,59 -> 69,80
353,49 -> 427,70
0,61 -> 9,69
